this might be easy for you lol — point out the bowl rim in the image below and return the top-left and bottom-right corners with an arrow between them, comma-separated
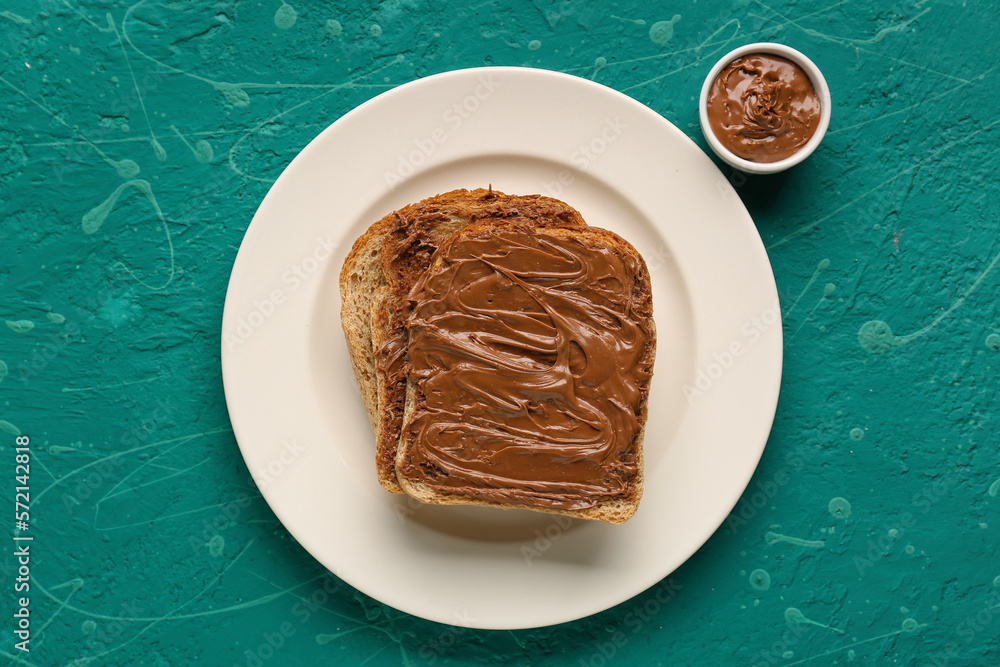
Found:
699,42 -> 832,174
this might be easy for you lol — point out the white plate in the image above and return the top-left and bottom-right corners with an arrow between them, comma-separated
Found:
221,67 -> 782,630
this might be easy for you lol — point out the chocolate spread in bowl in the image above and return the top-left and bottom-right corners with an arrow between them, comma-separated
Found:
706,53 -> 822,163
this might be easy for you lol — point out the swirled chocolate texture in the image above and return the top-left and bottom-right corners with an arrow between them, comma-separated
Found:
397,222 -> 655,519
706,54 -> 821,163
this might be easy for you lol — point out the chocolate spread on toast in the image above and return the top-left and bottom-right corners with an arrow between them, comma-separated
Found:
398,225 -> 653,510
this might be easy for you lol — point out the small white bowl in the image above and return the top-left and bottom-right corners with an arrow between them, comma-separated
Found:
699,42 -> 831,174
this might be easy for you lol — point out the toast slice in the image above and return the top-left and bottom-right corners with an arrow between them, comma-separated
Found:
395,219 -> 655,523
339,188 -> 587,493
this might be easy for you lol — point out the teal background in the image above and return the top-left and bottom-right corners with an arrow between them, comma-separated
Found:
2,1 -> 999,665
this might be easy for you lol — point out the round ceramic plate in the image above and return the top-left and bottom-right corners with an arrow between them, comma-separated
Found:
221,66 -> 782,630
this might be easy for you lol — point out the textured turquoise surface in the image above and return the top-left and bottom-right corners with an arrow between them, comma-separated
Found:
3,1 -> 999,665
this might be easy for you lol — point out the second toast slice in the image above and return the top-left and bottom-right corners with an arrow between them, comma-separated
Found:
340,188 -> 587,493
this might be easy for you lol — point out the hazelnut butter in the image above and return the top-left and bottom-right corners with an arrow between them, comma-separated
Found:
398,225 -> 654,511
706,53 -> 822,163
